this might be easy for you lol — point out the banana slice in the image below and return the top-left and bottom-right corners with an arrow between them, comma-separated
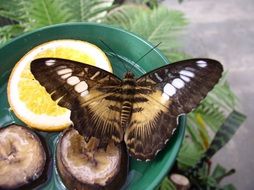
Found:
0,124 -> 47,189
56,128 -> 128,190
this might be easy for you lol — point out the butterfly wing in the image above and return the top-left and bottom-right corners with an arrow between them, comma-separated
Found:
125,58 -> 223,160
31,58 -> 124,144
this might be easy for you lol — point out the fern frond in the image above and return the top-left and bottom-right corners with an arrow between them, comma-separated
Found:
20,0 -> 71,31
66,0 -> 115,22
103,4 -> 146,29
0,0 -> 28,22
0,24 -> 24,46
103,5 -> 187,58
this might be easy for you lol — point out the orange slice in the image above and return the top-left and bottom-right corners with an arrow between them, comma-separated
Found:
8,39 -> 112,131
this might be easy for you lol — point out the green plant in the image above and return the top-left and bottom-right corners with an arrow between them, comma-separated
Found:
0,0 -> 115,45
0,1 -> 246,189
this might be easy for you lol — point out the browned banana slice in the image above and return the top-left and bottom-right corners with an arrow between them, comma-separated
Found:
0,124 -> 47,189
56,128 -> 128,190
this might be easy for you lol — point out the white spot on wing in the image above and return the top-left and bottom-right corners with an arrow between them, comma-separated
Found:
61,73 -> 72,79
146,159 -> 151,162
45,59 -> 55,66
75,81 -> 88,93
180,75 -> 190,82
163,83 -> 176,96
90,71 -> 100,80
56,65 -> 67,70
57,68 -> 72,75
67,76 -> 80,85
172,78 -> 185,89
197,60 -> 208,68
179,70 -> 195,78
162,92 -> 170,101
154,73 -> 163,82
81,90 -> 89,97
185,67 -> 196,72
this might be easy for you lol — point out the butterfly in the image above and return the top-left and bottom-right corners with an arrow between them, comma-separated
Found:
31,57 -> 223,161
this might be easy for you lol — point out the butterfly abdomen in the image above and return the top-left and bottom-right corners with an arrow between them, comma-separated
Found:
120,73 -> 136,127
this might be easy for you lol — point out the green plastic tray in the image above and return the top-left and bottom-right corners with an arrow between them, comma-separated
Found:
0,23 -> 185,190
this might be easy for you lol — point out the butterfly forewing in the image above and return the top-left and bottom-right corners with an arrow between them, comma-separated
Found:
137,58 -> 223,115
124,58 -> 223,160
31,58 -> 124,143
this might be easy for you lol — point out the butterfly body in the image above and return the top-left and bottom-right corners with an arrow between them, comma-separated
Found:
31,57 -> 223,161
118,72 -> 136,128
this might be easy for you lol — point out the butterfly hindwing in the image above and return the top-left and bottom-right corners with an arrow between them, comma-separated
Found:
124,91 -> 177,160
124,58 -> 223,160
31,58 -> 124,143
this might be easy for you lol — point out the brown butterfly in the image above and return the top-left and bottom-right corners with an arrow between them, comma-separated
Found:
31,58 -> 223,161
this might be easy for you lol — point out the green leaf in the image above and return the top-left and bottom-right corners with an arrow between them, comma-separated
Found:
185,111 -> 245,177
103,5 -> 148,30
185,117 -> 205,150
205,110 -> 246,159
177,139 -> 203,169
195,101 -> 225,132
222,184 -> 237,190
186,113 -> 210,150
118,0 -> 159,8
206,74 -> 237,113
23,0 -> 71,30
66,0 -> 115,22
211,164 -> 235,183
103,5 -> 187,58
158,177 -> 176,190
0,0 -> 26,22
211,164 -> 227,180
0,24 -> 24,46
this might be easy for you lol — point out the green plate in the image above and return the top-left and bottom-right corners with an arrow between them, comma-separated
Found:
0,23 -> 185,190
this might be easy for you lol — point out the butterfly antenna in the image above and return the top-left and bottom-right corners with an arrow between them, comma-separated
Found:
129,42 -> 161,73
99,39 -> 129,72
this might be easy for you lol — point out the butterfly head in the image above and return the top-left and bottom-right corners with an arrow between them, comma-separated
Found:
124,72 -> 135,79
